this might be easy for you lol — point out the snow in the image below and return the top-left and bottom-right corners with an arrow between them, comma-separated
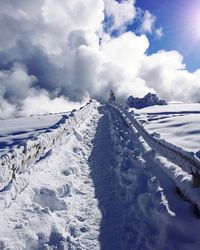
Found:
0,113 -> 67,155
0,101 -> 200,249
108,104 -> 200,249
0,101 -> 97,193
134,103 -> 200,153
0,103 -> 102,250
135,103 -> 200,113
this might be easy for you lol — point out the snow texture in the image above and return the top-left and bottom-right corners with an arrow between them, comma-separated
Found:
134,103 -> 200,154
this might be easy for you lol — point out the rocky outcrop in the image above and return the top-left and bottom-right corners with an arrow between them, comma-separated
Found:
127,93 -> 167,109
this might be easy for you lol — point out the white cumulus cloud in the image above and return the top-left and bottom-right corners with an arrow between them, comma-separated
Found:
140,10 -> 156,34
104,0 -> 136,32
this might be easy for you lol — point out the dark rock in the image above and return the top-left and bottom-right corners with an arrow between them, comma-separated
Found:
127,92 -> 167,109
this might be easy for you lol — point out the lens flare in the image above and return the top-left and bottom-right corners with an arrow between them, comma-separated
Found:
183,2 -> 200,43
171,0 -> 200,59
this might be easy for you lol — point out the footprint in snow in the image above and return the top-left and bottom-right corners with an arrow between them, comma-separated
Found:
69,225 -> 80,238
76,215 -> 85,222
57,183 -> 72,198
73,129 -> 82,141
62,169 -> 71,176
33,187 -> 67,212
80,226 -> 90,233
73,147 -> 86,157
57,183 -> 85,198
73,146 -> 81,154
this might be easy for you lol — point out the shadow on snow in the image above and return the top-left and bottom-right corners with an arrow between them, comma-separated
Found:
88,106 -> 123,250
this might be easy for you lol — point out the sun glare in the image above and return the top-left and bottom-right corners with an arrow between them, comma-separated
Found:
188,11 -> 200,40
184,2 -> 200,42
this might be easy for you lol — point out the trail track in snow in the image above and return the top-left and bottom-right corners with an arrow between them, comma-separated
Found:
0,104 -> 200,250
89,106 -> 124,249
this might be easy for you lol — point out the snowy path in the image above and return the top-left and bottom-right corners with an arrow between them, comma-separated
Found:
89,106 -> 124,249
1,104 -> 200,250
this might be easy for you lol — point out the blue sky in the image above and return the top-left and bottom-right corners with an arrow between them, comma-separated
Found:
130,0 -> 200,72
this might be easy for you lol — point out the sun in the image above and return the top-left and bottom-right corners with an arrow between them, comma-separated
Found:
188,11 -> 200,40
184,2 -> 200,42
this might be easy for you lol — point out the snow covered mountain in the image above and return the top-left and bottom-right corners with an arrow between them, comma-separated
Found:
127,93 -> 167,109
0,100 -> 200,250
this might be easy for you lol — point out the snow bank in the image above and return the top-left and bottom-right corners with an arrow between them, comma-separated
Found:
0,113 -> 66,156
0,100 -> 98,193
110,102 -> 200,177
0,172 -> 29,211
107,106 -> 171,249
109,101 -> 200,209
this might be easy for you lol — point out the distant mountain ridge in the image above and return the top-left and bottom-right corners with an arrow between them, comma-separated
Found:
127,92 -> 167,109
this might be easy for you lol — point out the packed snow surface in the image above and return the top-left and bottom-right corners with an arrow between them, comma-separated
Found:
134,103 -> 200,153
0,102 -> 200,250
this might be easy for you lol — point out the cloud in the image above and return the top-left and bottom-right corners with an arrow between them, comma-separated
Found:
104,0 -> 136,32
0,97 -> 16,119
0,63 -> 37,102
140,10 -> 156,34
0,0 -> 104,53
0,0 -> 200,119
20,93 -> 89,116
137,9 -> 164,39
140,50 -> 200,102
0,63 -> 89,119
100,32 -> 152,97
155,27 -> 164,39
